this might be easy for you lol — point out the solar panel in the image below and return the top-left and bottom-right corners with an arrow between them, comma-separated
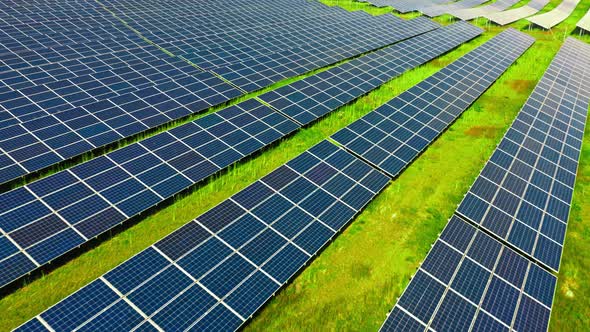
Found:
16,140 -> 390,332
451,0 -> 520,21
420,0 -> 489,18
380,215 -> 556,332
180,12 -> 400,70
485,0 -> 550,26
456,37 -> 590,272
332,29 -> 535,178
102,0 -> 335,43
212,17 -> 440,92
527,0 -> 581,29
0,99 -> 299,289
0,46 -> 210,125
578,8 -> 590,32
259,21 -> 483,126
0,70 -> 242,184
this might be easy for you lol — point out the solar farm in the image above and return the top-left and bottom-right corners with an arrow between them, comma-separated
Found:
0,0 -> 589,331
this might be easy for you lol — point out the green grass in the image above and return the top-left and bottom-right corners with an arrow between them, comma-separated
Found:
1,0 -> 590,330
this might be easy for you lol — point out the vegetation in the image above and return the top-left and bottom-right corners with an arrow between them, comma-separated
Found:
1,0 -> 589,330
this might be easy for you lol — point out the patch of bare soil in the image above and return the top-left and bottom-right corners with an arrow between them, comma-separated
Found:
464,126 -> 501,138
506,79 -> 536,93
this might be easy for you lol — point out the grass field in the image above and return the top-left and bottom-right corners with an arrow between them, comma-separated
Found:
1,0 -> 590,331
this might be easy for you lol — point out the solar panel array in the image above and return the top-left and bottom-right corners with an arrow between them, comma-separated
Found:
258,22 -> 482,126
380,37 -> 590,332
16,24 -> 542,332
101,0 -> 345,44
0,69 -> 241,185
0,1 -> 440,186
485,0 -> 550,26
174,10 -> 403,71
380,216 -> 557,332
332,29 -> 535,178
527,0 -> 582,29
420,0 -> 489,18
452,0 -> 520,21
99,0 -> 437,94
578,8 -> 590,32
0,99 -> 300,288
16,140 -> 390,332
0,21 -> 483,291
457,37 -> 590,272
211,17 -> 439,92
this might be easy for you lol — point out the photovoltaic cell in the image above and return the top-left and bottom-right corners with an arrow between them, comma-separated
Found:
332,29 -> 535,178
16,140 -> 390,331
380,216 -> 556,332
258,21 -> 482,126
0,99 -> 299,289
456,37 -> 590,272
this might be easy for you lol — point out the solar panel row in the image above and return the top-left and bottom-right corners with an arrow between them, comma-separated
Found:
485,0 -> 550,26
0,0 -> 108,26
0,21 -> 483,290
102,1 -> 404,70
456,37 -> 590,272
527,0 -> 582,29
258,21 -> 482,126
0,7 -> 147,73
211,17 -> 439,92
380,36 -> 590,332
380,216 -> 557,332
183,12 -> 397,70
102,0 -> 345,44
332,29 -> 535,178
452,0 -> 520,21
0,70 -> 242,184
0,47 -> 212,125
0,99 -> 299,289
421,0 -> 489,18
160,8 -> 394,61
15,140 -> 390,332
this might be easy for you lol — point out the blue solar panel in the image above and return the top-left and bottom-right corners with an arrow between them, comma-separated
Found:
259,21 -> 482,126
213,17 -> 440,92
380,216 -> 556,332
456,37 -> 590,272
0,70 -> 242,178
332,29 -> 535,178
16,140 -> 390,331
0,99 -> 299,289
